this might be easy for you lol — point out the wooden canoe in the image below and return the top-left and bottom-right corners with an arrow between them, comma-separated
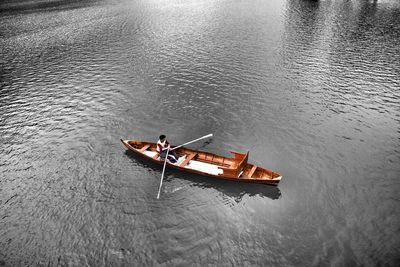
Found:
121,139 -> 282,185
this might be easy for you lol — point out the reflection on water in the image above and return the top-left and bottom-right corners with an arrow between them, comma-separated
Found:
0,0 -> 399,265
0,0 -> 100,14
186,177 -> 281,202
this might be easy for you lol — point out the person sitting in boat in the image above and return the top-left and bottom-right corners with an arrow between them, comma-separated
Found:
157,135 -> 179,163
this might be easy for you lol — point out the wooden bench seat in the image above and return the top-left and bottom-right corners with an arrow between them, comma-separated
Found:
248,165 -> 257,178
179,153 -> 197,167
139,144 -> 151,152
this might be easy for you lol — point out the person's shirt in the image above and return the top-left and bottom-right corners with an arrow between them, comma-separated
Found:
157,139 -> 170,153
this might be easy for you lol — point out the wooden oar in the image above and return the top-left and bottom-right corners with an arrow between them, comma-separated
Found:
156,147 -> 170,199
170,133 -> 213,151
156,133 -> 213,199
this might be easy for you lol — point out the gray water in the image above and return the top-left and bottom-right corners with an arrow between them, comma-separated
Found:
1,0 -> 399,265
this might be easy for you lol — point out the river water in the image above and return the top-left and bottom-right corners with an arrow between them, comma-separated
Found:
0,0 -> 399,265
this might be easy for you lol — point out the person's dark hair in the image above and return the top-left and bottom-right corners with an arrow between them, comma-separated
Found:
159,135 -> 166,140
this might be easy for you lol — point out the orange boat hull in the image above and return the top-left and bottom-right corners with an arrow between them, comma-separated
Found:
121,139 -> 281,185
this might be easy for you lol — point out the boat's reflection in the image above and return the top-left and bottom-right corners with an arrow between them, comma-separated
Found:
124,151 -> 281,201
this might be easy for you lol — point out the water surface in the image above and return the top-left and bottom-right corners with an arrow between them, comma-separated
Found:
1,0 -> 399,265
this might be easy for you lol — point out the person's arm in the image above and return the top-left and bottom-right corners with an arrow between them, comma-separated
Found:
157,143 -> 164,153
